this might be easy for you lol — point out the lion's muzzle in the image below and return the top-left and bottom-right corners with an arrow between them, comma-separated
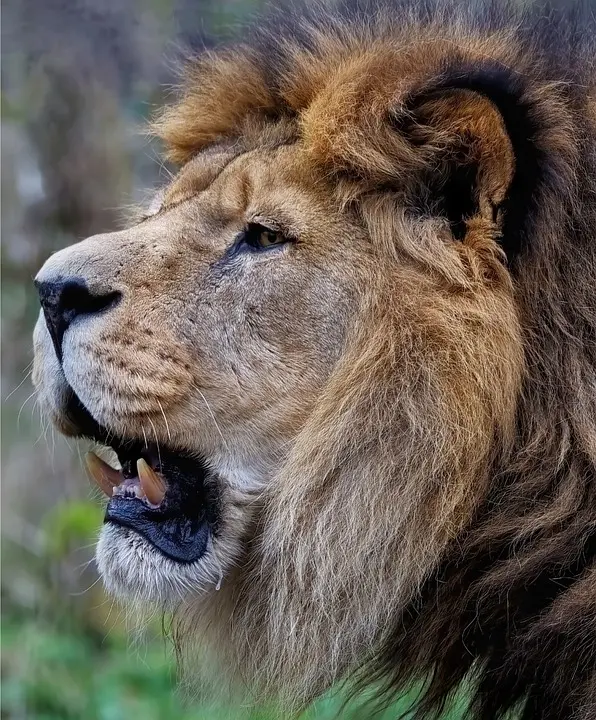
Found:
33,236 -> 218,569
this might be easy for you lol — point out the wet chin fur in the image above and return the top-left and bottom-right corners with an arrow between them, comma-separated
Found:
96,523 -> 223,606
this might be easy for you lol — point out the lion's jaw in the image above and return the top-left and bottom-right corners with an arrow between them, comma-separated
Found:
32,144 -> 360,605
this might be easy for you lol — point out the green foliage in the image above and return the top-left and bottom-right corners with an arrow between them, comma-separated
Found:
1,610 -> 468,720
2,617 -> 202,720
42,501 -> 104,559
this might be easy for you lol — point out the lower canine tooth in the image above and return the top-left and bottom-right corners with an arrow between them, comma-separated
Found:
137,458 -> 166,505
85,452 -> 122,498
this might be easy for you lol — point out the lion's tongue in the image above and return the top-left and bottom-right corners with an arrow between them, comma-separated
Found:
85,452 -> 166,505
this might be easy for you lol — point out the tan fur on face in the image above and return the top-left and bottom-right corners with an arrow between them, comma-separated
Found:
33,2 -> 596,717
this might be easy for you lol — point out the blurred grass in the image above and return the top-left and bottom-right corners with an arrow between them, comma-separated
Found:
1,614 -> 469,720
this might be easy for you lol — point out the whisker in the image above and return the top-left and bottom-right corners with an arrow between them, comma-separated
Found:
17,389 -> 38,431
50,426 -> 58,468
148,417 -> 162,468
75,556 -> 98,573
70,574 -> 103,596
32,397 -> 49,448
75,541 -> 102,553
5,364 -> 34,401
157,399 -> 172,443
195,387 -> 230,453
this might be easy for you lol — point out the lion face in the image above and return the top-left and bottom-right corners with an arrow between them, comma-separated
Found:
33,143 -> 363,602
31,14 -> 544,707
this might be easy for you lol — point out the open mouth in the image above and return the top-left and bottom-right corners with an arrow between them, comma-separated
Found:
70,395 -> 218,564
87,443 -> 217,564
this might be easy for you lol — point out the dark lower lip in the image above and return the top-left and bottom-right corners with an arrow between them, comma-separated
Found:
105,498 -> 211,563
105,449 -> 219,564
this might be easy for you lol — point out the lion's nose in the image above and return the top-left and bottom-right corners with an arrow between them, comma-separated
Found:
35,278 -> 121,360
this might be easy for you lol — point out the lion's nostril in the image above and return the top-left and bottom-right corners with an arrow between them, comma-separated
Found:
58,281 -> 120,317
35,277 -> 121,361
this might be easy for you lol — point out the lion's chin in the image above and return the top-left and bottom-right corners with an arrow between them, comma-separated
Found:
96,523 -> 223,606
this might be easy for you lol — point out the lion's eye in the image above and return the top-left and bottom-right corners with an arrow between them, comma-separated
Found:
243,223 -> 286,250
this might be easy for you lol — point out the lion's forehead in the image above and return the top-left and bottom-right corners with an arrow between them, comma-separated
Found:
145,145 -> 339,250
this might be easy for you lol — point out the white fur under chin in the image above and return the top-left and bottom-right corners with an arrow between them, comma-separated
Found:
96,523 -> 225,607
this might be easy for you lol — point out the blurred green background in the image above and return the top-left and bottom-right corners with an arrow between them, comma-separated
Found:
1,1 -> 467,718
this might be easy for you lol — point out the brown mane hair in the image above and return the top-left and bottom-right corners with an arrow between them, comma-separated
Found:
154,2 -> 596,718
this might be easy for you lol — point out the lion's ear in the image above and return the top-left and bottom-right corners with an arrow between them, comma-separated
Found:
399,88 -> 516,242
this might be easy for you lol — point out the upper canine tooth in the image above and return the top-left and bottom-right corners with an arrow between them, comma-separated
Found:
85,452 -> 122,498
137,458 -> 166,505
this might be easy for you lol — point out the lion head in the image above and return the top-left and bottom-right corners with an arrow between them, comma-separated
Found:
32,3 -> 596,718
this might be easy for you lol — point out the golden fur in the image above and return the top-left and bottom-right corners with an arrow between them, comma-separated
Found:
33,2 -> 596,718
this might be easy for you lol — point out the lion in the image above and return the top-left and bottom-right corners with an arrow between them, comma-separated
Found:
31,1 -> 596,718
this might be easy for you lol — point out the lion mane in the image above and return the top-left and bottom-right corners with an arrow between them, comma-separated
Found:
151,2 -> 596,718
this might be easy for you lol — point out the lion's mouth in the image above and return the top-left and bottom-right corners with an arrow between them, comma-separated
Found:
69,394 -> 218,564
88,443 -> 216,564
